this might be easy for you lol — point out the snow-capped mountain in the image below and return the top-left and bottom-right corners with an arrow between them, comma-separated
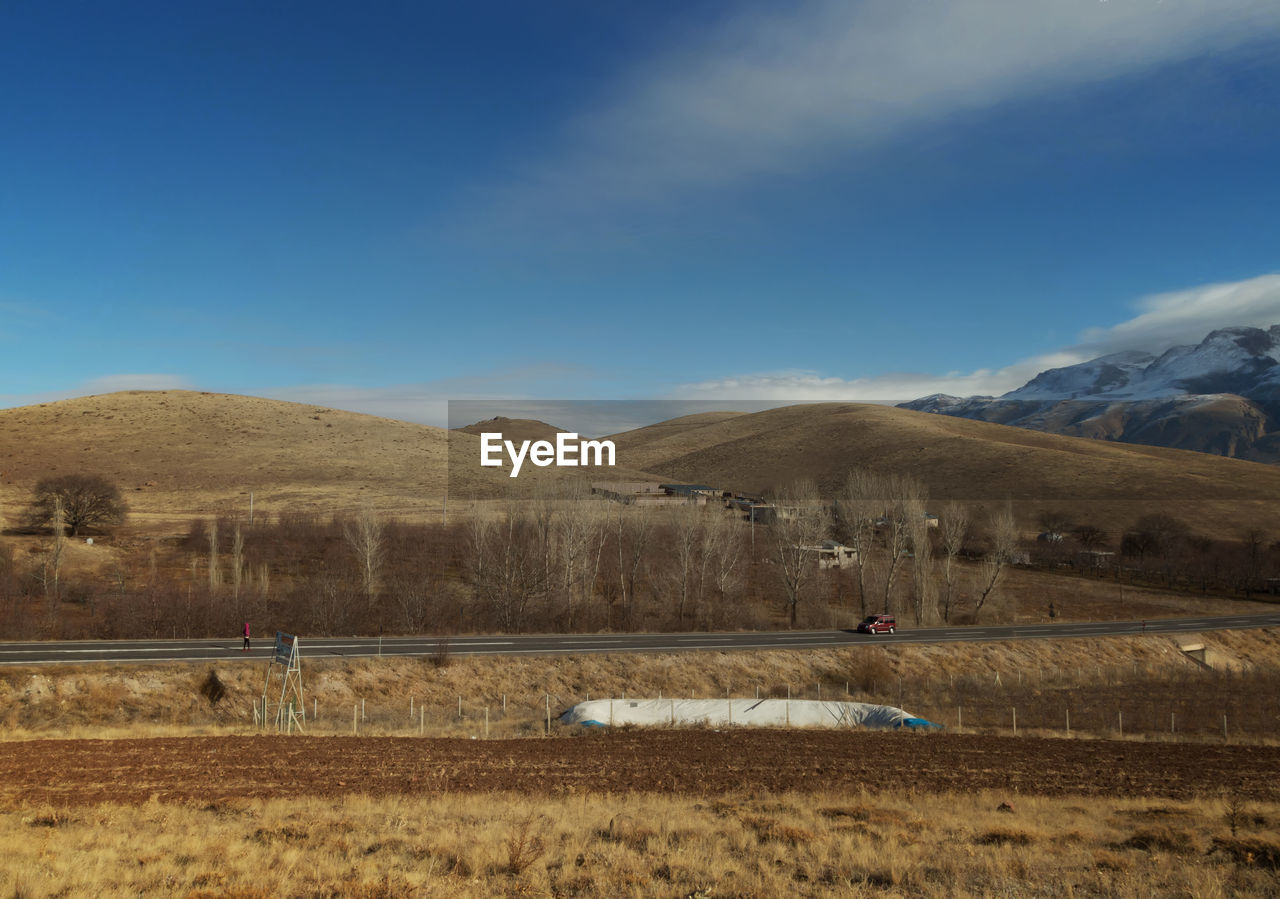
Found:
900,326 -> 1280,463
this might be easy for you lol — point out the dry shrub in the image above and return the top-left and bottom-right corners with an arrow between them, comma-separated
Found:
846,650 -> 895,694
1119,825 -> 1200,855
599,813 -> 656,850
1211,837 -> 1280,869
742,815 -> 813,846
251,825 -> 308,845
818,804 -> 906,825
26,809 -> 74,828
344,874 -> 419,898
199,669 -> 226,706
1092,849 -> 1133,872
504,813 -> 547,875
974,828 -> 1036,846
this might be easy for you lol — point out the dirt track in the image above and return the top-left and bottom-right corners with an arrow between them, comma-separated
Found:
4,732 -> 1279,807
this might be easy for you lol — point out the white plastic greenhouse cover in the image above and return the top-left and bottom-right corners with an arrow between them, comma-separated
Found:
559,698 -> 939,729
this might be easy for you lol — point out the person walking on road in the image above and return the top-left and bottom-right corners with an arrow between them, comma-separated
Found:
242,621 -> 251,652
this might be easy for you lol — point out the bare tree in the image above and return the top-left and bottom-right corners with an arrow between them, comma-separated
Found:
613,504 -> 653,629
344,508 -> 386,608
468,500 -> 548,632
837,468 -> 885,617
1036,509 -> 1073,539
876,473 -> 920,616
554,482 -> 605,630
974,502 -> 1018,621
231,522 -> 244,603
766,479 -> 831,627
42,496 -> 67,603
663,501 -> 707,629
704,508 -> 742,604
938,500 -> 969,623
904,479 -> 934,625
207,519 -> 222,589
28,473 -> 126,536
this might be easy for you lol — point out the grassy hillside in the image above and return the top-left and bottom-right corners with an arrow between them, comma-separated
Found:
4,393 -> 1280,537
611,402 -> 1280,535
0,392 -> 656,527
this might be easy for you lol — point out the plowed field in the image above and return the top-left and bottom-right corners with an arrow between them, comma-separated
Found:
4,732 -> 1277,806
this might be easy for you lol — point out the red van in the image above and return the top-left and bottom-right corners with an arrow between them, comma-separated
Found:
857,614 -> 897,635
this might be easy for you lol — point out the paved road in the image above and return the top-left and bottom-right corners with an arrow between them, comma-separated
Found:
1,612 -> 1278,666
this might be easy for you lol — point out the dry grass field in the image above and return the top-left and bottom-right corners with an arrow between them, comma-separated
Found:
5,392 -> 1280,538
0,629 -> 1277,895
5,391 -> 1280,894
610,402 -> 1280,536
4,789 -> 1277,897
3,628 -> 1279,741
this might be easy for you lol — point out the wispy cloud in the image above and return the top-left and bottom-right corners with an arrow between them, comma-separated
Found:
495,0 -> 1280,224
674,273 -> 1280,402
1076,274 -> 1280,355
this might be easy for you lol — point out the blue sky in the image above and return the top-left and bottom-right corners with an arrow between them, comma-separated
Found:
4,0 -> 1280,426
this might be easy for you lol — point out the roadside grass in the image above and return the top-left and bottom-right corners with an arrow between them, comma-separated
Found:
2,629 -> 1279,743
2,790 -> 1277,897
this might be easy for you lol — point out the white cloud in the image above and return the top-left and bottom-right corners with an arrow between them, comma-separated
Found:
1075,274 -> 1280,355
673,273 -> 1280,403
499,0 -> 1280,221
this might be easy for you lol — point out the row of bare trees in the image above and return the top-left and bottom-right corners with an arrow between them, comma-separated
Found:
467,485 -> 745,632
765,469 -> 1019,627
8,469 -> 1277,641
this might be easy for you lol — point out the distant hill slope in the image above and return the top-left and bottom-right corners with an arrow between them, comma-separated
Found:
902,326 -> 1280,462
0,391 -> 452,524
455,417 -> 568,445
5,392 -> 1280,538
612,402 -> 1280,536
0,392 -> 663,527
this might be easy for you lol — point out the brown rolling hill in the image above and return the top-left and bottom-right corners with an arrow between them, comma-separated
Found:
3,393 -> 1280,537
0,391 -> 452,527
609,402 -> 1280,536
0,392 -> 660,529
454,416 -> 568,445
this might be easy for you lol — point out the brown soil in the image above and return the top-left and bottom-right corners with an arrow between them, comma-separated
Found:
5,731 -> 1275,807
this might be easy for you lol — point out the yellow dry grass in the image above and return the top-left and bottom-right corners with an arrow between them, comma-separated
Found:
0,391 -> 665,528
3,789 -> 1276,897
5,392 -> 1280,537
3,628 -> 1279,741
611,401 -> 1280,535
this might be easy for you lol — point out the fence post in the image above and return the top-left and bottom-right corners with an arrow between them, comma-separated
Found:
957,706 -> 962,731
485,707 -> 489,740
1012,707 -> 1017,736
1118,710 -> 1123,738
1223,714 -> 1228,740
361,698 -> 365,722
420,706 -> 424,735
1065,708 -> 1070,737
353,704 -> 358,735
545,694 -> 551,735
